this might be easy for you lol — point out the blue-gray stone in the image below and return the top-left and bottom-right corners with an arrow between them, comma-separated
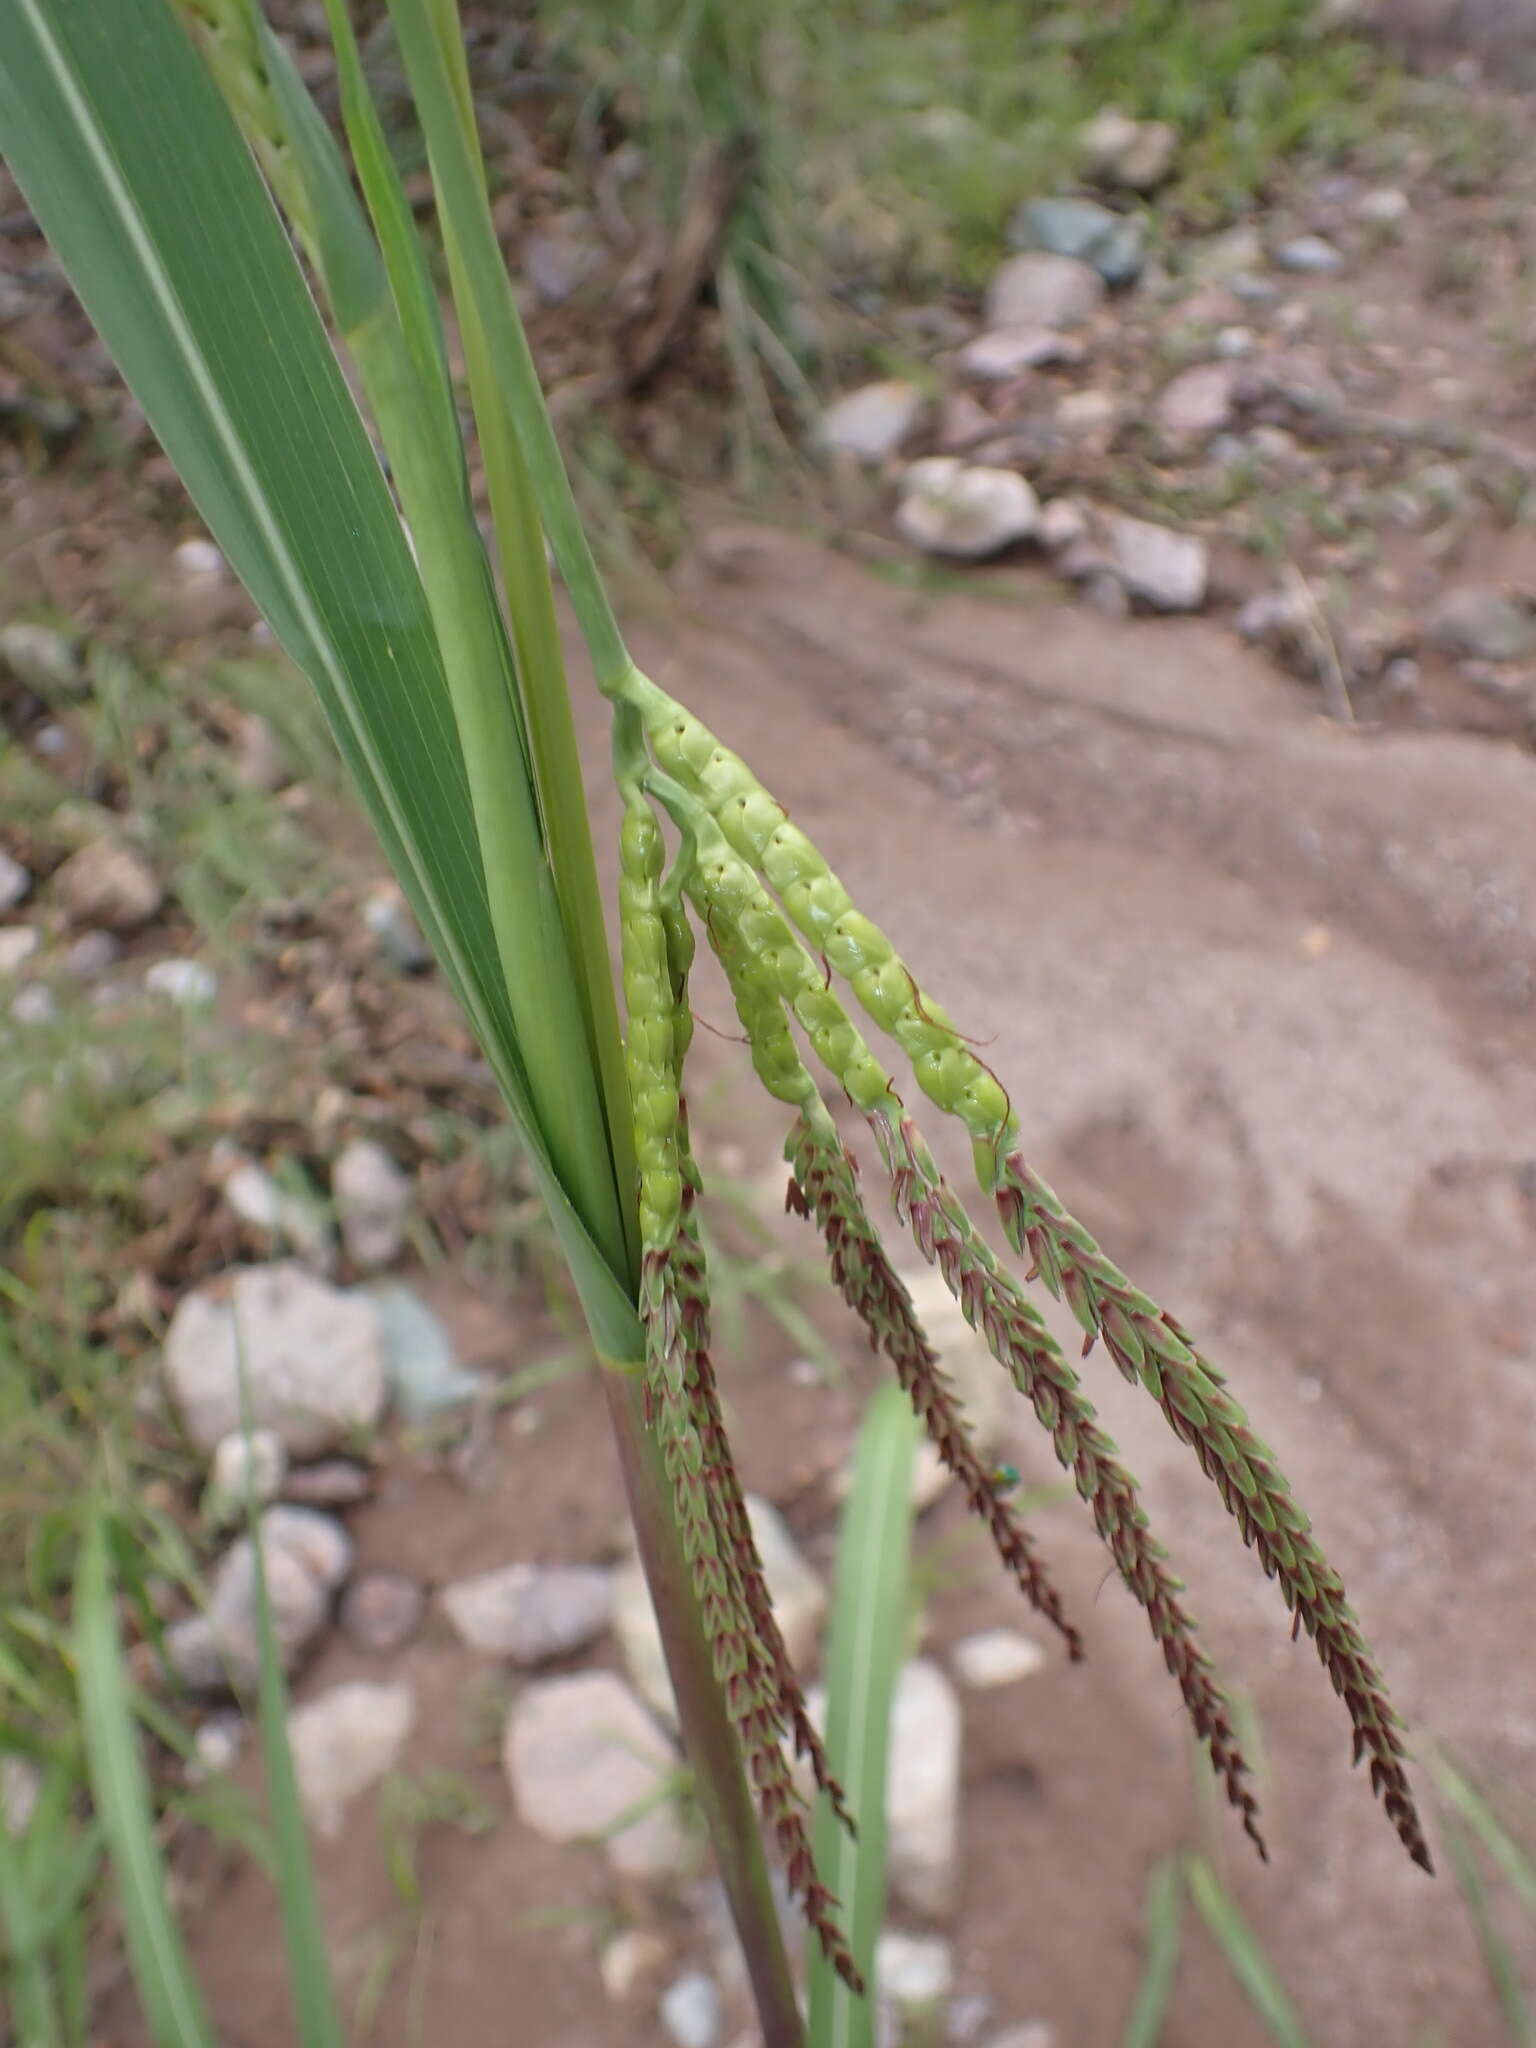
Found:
1008,196 -> 1145,286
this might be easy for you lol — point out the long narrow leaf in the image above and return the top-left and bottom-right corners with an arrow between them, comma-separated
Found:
808,1384 -> 922,2047
1121,1855 -> 1185,2048
1442,1820 -> 1534,2046
1433,1758 -> 1536,1917
73,1512 -> 215,2048
1185,1854 -> 1309,2048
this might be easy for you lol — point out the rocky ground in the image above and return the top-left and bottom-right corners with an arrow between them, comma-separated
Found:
4,13 -> 1536,2048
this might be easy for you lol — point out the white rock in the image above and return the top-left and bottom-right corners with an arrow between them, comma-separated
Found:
440,1562 -> 612,1664
1037,498 -> 1090,554
1273,234 -> 1344,275
165,1505 -> 352,1692
1056,388 -> 1118,437
289,1679 -> 415,1839
173,537 -> 226,587
600,1928 -> 672,2003
1357,186 -> 1409,226
0,850 -> 30,912
64,930 -> 119,977
191,1713 -> 244,1779
0,621 -> 83,697
369,1281 -> 481,1419
887,1659 -> 961,1918
145,957 -> 218,1007
162,1262 -> 386,1456
0,927 -> 39,974
984,252 -> 1103,332
230,712 -> 286,793
206,1427 -> 288,1523
956,329 -> 1076,381
503,1670 -> 687,1878
220,1163 -> 335,1272
614,1496 -> 823,1720
821,380 -> 926,462
1109,515 -> 1209,612
2,1756 -> 40,1837
987,2027 -> 1057,2048
51,837 -> 162,932
1155,361 -> 1239,442
1078,107 -> 1178,191
896,459 -> 1039,561
877,1930 -> 953,2009
361,884 -> 430,972
951,1628 -> 1047,1690
332,1139 -> 411,1269
10,985 -> 54,1026
659,1971 -> 722,2048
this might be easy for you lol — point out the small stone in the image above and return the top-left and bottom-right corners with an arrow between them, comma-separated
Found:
191,1714 -> 244,1779
361,884 -> 430,972
1357,187 -> 1409,226
1214,325 -> 1256,358
0,927 -> 40,974
937,391 -> 995,453
523,218 -> 603,305
601,1929 -> 671,2003
877,1931 -> 953,2010
164,1505 -> 352,1692
332,1139 -> 412,1269
231,712 -> 286,793
1109,516 -> 1209,612
1427,588 -> 1535,663
52,837 -> 162,932
440,1562 -> 612,1664
369,1282 -> 481,1420
987,2027 -> 1056,2048
1383,655 -> 1421,698
984,252 -> 1104,332
956,329 -> 1078,381
898,1265 -> 1020,1509
896,459 -> 1039,561
952,1628 -> 1047,1689
1084,569 -> 1131,620
887,1660 -> 961,1918
614,1496 -> 822,1722
289,1679 -> 415,1839
206,1428 -> 288,1525
503,1670 -> 686,1878
163,1262 -> 387,1457
659,1971 -> 721,2048
173,537 -> 226,587
1037,497 -> 1090,554
1055,387 -> 1118,437
820,380 -> 926,462
340,1570 -> 425,1654
1009,197 -> 1144,286
0,851 -> 30,913
145,957 -> 218,1008
0,621 -> 83,698
1078,108 -> 1178,191
64,930 -> 120,978
10,985 -> 54,1026
1273,234 -> 1344,275
282,1458 -> 372,1508
2,1756 -> 40,1837
1189,225 -> 1265,283
1155,361 -> 1239,442
220,1161 -> 335,1272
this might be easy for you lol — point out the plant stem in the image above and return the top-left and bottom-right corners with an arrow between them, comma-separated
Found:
601,1371 -> 804,2048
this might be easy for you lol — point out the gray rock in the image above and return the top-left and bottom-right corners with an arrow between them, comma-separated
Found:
503,1670 -> 687,1878
0,621 -> 84,698
144,957 -> 218,1008
887,1659 -> 961,1918
165,1505 -> 352,1692
51,837 -> 162,932
282,1458 -> 372,1508
64,930 -> 120,978
1155,361 -> 1240,442
956,329 -> 1078,381
163,1262 -> 387,1457
219,1161 -> 335,1273
1273,233 -> 1345,275
10,985 -> 54,1026
340,1569 -> 424,1654
0,927 -> 39,975
1078,108 -> 1177,191
361,884 -> 430,973
876,1930 -> 953,2010
332,1139 -> 411,1269
896,459 -> 1039,561
369,1282 -> 481,1421
820,380 -> 926,462
1009,197 -> 1144,286
0,850 -> 30,913
1427,588 -> 1535,663
524,217 -> 604,305
1037,497 -> 1090,554
1109,515 -> 1209,612
615,1496 -> 823,1722
951,1628 -> 1047,1689
1188,224 -> 1264,283
230,712 -> 287,793
289,1679 -> 415,1839
1357,186 -> 1409,226
172,538 -> 226,588
984,251 -> 1104,332
205,1427 -> 288,1526
659,1972 -> 721,2048
441,1561 -> 612,1664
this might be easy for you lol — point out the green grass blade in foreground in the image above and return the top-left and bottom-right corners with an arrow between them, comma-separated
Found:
0,0 -> 640,1358
73,1511 -> 216,2048
807,1384 -> 921,2047
1121,1855 -> 1185,2048
1432,1757 -> 1536,1916
1185,1854 -> 1308,2048
1442,1820 -> 1534,2045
